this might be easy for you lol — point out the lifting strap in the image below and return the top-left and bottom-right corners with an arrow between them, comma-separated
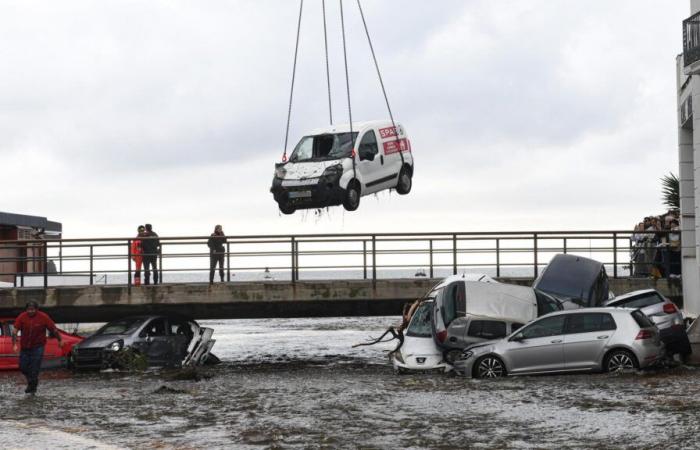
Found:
322,0 -> 333,125
282,0 -> 305,163
339,0 -> 357,181
356,0 -> 405,167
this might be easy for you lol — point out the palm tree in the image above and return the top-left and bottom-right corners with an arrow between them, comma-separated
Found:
661,172 -> 679,211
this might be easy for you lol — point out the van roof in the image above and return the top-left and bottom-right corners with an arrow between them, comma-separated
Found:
308,120 -> 403,135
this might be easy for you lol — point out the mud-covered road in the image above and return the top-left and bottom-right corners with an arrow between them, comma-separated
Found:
1,317 -> 699,449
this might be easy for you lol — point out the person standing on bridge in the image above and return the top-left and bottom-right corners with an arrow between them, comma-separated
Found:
142,223 -> 161,285
207,224 -> 227,284
131,225 -> 145,286
12,301 -> 63,395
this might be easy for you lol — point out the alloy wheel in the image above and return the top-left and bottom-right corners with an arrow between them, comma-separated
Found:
477,357 -> 505,378
607,352 -> 635,372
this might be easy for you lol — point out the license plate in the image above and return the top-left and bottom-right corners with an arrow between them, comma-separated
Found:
289,191 -> 311,199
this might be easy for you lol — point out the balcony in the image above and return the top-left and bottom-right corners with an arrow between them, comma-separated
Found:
684,12 -> 700,68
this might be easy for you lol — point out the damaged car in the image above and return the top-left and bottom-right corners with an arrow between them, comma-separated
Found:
455,308 -> 664,378
71,315 -> 217,371
271,120 -> 414,214
533,254 -> 610,309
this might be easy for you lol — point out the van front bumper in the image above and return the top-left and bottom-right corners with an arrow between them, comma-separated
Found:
271,176 -> 346,209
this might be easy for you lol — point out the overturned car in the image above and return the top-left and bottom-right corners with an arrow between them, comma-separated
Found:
71,315 -> 217,371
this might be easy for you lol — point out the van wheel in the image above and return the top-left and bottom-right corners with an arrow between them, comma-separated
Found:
604,349 -> 638,372
343,181 -> 361,211
396,167 -> 412,195
279,202 -> 295,215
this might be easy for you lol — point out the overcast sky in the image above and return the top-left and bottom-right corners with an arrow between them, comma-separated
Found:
0,0 -> 690,238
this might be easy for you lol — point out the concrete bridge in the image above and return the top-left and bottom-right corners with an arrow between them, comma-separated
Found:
0,278 -> 682,323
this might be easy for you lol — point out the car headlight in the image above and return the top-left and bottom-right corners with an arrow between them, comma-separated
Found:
275,166 -> 287,179
106,340 -> 123,352
459,350 -> 474,361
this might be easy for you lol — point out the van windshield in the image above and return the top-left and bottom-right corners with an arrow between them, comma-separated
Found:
289,132 -> 358,162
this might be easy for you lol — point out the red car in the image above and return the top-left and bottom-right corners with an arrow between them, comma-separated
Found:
0,317 -> 84,370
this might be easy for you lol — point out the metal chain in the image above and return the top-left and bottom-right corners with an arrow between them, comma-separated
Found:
283,0 -> 304,162
356,0 -> 405,165
339,0 -> 357,180
322,0 -> 333,125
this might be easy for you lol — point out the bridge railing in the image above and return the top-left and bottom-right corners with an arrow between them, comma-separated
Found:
0,230 -> 677,289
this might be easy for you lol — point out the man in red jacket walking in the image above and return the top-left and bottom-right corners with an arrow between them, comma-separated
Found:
12,301 -> 62,395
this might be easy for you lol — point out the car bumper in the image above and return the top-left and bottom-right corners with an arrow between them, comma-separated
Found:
72,348 -> 105,370
271,177 -> 345,209
633,342 -> 666,369
390,353 -> 451,372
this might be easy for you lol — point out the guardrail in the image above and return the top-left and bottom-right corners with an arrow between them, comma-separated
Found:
0,230 -> 677,289
684,11 -> 700,67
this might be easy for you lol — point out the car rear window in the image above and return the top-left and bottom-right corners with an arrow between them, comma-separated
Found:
631,310 -> 654,328
406,302 -> 433,338
610,292 -> 664,309
467,320 -> 507,339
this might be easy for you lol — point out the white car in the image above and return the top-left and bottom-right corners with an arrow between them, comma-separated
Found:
271,120 -> 414,214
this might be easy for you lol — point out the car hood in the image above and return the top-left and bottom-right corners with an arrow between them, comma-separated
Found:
283,160 -> 342,179
75,334 -> 128,349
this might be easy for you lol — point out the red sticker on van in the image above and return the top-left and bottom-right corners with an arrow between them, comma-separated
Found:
379,126 -> 398,139
383,138 -> 411,155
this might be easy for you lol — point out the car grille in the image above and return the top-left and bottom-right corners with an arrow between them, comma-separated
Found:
74,348 -> 102,360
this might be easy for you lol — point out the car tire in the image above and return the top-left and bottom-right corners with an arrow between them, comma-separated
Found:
473,355 -> 507,379
604,349 -> 638,372
396,166 -> 412,195
343,181 -> 361,211
279,202 -> 295,215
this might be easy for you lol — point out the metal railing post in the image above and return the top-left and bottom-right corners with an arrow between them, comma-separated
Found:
533,233 -> 539,278
159,244 -> 163,285
89,245 -> 94,285
372,235 -> 377,282
613,233 -> 618,278
127,239 -> 132,293
291,237 -> 296,283
226,242 -> 231,282
563,237 -> 567,254
43,241 -> 48,289
496,238 -> 500,278
296,240 -> 300,281
429,239 -> 434,278
452,234 -> 457,275
59,240 -> 63,274
363,240 -> 367,279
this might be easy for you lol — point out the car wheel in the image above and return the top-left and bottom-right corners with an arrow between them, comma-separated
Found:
279,202 -> 295,215
396,166 -> 412,195
343,181 -> 361,211
604,349 -> 638,372
474,355 -> 506,379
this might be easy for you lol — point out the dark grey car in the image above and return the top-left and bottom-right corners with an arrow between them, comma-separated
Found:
72,315 -> 216,370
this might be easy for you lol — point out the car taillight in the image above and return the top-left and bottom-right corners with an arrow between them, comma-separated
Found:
436,330 -> 447,343
663,303 -> 678,314
635,329 -> 654,340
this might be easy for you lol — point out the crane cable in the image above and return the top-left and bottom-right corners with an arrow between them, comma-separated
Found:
322,0 -> 333,125
339,0 -> 357,183
356,0 -> 405,167
282,0 -> 304,163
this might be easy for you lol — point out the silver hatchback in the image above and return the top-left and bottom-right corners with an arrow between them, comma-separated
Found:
455,308 -> 664,378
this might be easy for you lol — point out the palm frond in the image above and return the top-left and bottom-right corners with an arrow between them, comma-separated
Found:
661,172 -> 679,211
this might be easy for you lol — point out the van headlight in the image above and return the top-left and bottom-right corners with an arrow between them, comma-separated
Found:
275,166 -> 287,179
321,164 -> 343,180
106,340 -> 123,352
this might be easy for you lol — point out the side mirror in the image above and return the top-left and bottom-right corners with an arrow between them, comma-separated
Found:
510,333 -> 524,342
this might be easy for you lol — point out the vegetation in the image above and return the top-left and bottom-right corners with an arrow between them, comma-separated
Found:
661,172 -> 679,211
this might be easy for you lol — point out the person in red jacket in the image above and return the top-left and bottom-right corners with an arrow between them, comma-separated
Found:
12,301 -> 62,395
131,225 -> 145,286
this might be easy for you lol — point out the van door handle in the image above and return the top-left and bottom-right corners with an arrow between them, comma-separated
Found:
597,335 -> 609,339
550,339 -> 562,343
380,155 -> 384,165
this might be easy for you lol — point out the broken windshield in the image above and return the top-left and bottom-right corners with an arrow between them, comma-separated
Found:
406,302 -> 433,338
95,318 -> 146,335
289,132 -> 358,162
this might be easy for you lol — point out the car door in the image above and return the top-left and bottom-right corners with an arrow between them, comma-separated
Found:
563,313 -> 616,370
356,129 -> 391,194
168,318 -> 193,362
0,322 -> 14,369
378,124 -> 408,182
140,318 -> 174,366
503,315 -> 566,374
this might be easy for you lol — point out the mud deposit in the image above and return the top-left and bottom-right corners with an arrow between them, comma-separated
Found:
1,317 -> 700,449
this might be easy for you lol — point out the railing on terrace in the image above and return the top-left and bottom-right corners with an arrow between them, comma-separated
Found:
684,11 -> 700,67
0,231 -> 677,290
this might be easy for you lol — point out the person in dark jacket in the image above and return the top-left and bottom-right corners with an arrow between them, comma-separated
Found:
142,223 -> 161,285
12,301 -> 62,395
207,225 -> 227,284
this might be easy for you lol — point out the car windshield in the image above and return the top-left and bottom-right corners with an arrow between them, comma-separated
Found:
289,132 -> 358,162
95,318 -> 146,336
406,302 -> 433,338
609,292 -> 664,309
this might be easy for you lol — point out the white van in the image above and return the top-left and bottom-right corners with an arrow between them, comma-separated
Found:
271,120 -> 414,214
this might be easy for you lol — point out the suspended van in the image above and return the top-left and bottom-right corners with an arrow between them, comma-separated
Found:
271,120 -> 414,214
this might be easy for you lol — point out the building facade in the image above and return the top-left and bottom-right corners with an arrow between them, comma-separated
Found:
0,212 -> 62,283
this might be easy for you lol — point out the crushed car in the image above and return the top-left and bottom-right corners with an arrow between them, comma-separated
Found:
533,254 -> 610,309
271,120 -> 414,214
604,289 -> 690,358
71,315 -> 217,371
455,308 -> 664,378
0,317 -> 83,370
